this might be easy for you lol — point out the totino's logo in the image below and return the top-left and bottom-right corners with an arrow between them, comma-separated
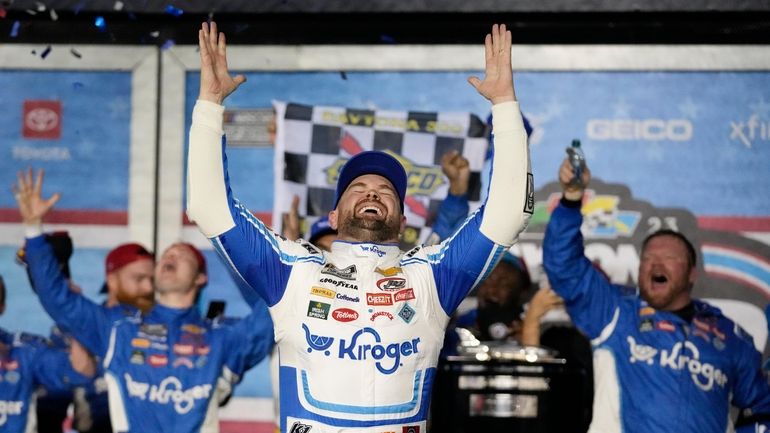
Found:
332,308 -> 359,322
627,336 -> 727,391
587,118 -> 693,141
0,401 -> 23,426
367,293 -> 393,306
302,324 -> 420,375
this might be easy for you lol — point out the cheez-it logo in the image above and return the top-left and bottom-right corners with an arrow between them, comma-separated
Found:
366,293 -> 393,306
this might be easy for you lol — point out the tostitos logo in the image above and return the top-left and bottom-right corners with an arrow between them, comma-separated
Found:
302,324 -> 420,375
332,308 -> 359,322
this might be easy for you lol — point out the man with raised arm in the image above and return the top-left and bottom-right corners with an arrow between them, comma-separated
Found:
187,22 -> 532,433
543,158 -> 770,433
15,169 -> 273,433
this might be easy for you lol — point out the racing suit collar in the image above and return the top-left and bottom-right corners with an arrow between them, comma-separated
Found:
150,303 -> 200,321
330,240 -> 401,260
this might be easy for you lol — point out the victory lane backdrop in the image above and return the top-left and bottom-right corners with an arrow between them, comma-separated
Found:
272,100 -> 489,249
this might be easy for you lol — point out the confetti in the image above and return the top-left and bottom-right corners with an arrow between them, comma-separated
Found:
10,19 -> 19,37
0,8 -> 6,18
73,1 -> 84,15
49,8 -> 57,21
40,45 -> 51,58
113,0 -> 124,11
234,23 -> 249,33
94,15 -> 106,30
35,1 -> 45,11
149,30 -> 159,38
340,71 -> 348,80
70,48 -> 82,58
380,34 -> 396,44
165,5 -> 183,16
25,9 -> 36,15
161,39 -> 175,50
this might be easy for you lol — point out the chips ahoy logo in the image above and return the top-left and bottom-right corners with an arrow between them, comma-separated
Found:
302,324 -> 420,374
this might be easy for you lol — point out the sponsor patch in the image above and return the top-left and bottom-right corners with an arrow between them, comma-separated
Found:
523,172 -> 534,214
307,301 -> 331,320
370,311 -> 394,322
713,337 -> 726,351
173,344 -> 194,356
656,320 -> 676,332
403,426 -> 420,433
394,288 -> 415,302
332,308 -> 359,322
173,357 -> 195,369
148,354 -> 168,367
319,277 -> 358,290
289,422 -> 313,433
398,303 -> 416,324
131,338 -> 151,349
366,293 -> 393,306
336,293 -> 360,303
375,267 -> 402,277
639,318 -> 653,332
639,307 -> 656,316
376,277 -> 407,291
321,264 -> 357,280
130,351 -> 145,365
693,318 -> 711,333
5,371 -> 20,384
196,345 -> 210,356
310,286 -> 336,299
181,324 -> 206,334
140,324 -> 168,337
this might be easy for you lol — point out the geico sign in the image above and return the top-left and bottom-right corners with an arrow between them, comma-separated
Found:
587,119 -> 693,141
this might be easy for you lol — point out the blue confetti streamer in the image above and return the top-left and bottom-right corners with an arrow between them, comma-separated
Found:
10,20 -> 19,38
95,16 -> 106,31
161,39 -> 176,50
165,5 -> 183,17
41,45 -> 52,58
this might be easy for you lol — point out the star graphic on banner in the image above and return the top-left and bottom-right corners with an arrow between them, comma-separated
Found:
749,97 -> 770,120
678,98 -> 700,119
613,99 -> 631,118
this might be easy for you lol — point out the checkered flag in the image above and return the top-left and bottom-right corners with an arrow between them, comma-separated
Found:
272,100 -> 489,250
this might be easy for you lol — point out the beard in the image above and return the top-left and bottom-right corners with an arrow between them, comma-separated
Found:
339,213 -> 400,243
640,277 -> 691,310
116,291 -> 154,313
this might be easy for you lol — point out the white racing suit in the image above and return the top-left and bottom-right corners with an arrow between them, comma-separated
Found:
187,99 -> 532,432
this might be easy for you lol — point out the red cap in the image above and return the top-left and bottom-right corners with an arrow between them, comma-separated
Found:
175,242 -> 207,275
105,243 -> 154,275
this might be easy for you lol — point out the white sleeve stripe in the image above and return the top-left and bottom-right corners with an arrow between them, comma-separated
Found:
591,307 -> 621,347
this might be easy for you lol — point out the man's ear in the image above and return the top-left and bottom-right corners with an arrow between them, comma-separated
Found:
399,215 -> 407,234
328,210 -> 338,230
195,273 -> 208,289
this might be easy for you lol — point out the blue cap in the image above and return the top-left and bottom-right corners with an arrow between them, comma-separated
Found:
334,151 -> 407,211
309,215 -> 337,244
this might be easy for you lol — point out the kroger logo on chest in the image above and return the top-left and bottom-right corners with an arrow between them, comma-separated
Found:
302,323 -> 420,374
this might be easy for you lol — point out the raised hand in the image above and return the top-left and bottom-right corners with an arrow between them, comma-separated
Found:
12,168 -> 60,226
199,21 -> 246,104
440,150 -> 471,196
558,157 -> 591,201
468,24 -> 516,105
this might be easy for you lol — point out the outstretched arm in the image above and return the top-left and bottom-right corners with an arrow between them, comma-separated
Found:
13,169 -> 115,356
187,22 -> 306,308
429,24 -> 532,315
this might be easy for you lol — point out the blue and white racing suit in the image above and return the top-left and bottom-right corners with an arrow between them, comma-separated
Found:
24,235 -> 274,433
0,328 -> 89,432
187,99 -> 532,432
543,198 -> 770,433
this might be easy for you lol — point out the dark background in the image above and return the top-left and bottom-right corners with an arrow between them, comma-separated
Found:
2,0 -> 770,45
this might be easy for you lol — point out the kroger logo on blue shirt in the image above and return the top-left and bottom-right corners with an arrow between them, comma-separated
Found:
302,324 -> 420,374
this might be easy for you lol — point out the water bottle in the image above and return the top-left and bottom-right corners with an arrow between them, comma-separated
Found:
566,139 -> 586,187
